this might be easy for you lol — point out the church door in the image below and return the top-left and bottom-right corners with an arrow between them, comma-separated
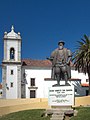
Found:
30,90 -> 36,98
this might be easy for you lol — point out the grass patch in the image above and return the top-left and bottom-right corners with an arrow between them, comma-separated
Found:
70,107 -> 90,120
0,107 -> 90,120
0,109 -> 50,120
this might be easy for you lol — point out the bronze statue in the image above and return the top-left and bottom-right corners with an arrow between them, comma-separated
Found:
48,41 -> 72,86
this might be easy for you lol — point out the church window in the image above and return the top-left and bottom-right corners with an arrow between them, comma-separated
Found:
11,70 -> 13,75
10,48 -> 15,59
10,82 -> 13,87
30,78 -> 35,86
86,79 -> 89,82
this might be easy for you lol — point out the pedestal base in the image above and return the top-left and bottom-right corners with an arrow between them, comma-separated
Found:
46,106 -> 74,120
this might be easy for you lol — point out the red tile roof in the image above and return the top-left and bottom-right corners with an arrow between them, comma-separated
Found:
81,83 -> 89,87
22,59 -> 52,67
22,59 -> 74,67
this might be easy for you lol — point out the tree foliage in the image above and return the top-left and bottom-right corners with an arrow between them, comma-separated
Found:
73,34 -> 90,94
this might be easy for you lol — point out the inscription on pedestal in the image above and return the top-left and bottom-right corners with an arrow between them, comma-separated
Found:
48,86 -> 74,106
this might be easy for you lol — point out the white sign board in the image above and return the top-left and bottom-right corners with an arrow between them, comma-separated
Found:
48,86 -> 74,106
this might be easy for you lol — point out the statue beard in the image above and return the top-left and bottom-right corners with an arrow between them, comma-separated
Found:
59,46 -> 63,50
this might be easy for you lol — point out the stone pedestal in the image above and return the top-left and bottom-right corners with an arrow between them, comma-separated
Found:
48,85 -> 74,106
46,106 -> 74,120
48,85 -> 74,120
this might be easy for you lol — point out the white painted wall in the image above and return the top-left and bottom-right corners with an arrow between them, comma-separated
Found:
25,68 -> 89,98
25,69 -> 51,98
6,65 -> 17,99
44,81 -> 57,98
71,70 -> 88,84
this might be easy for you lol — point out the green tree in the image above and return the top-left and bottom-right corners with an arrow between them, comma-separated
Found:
73,34 -> 90,94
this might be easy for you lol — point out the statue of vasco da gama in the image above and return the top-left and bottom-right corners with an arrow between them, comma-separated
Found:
48,41 -> 72,85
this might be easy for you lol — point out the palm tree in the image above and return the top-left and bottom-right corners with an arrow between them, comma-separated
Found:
73,34 -> 90,95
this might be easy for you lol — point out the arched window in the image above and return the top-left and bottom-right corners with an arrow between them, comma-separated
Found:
10,48 -> 15,59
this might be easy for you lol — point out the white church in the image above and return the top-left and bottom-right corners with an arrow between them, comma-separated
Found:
2,26 -> 89,99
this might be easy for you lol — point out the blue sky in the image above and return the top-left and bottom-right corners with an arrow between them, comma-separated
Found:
0,0 -> 90,82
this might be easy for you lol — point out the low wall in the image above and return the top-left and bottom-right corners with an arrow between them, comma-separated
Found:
74,96 -> 90,107
0,96 -> 90,116
0,98 -> 50,116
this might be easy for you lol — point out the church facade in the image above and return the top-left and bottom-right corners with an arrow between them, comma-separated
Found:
2,26 -> 89,99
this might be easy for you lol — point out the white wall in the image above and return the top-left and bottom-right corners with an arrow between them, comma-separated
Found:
71,70 -> 88,84
43,81 -> 57,98
6,65 -> 17,99
25,69 -> 51,98
25,69 -> 89,98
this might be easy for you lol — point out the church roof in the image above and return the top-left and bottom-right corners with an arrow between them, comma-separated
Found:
22,59 -> 74,68
4,26 -> 21,39
22,59 -> 52,67
81,83 -> 89,87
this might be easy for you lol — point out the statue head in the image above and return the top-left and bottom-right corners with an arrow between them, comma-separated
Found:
58,41 -> 65,49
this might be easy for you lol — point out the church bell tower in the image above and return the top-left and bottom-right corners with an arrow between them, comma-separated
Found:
2,26 -> 22,99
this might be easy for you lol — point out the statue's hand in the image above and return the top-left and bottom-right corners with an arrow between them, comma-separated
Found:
66,60 -> 71,65
66,57 -> 71,65
46,57 -> 50,60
